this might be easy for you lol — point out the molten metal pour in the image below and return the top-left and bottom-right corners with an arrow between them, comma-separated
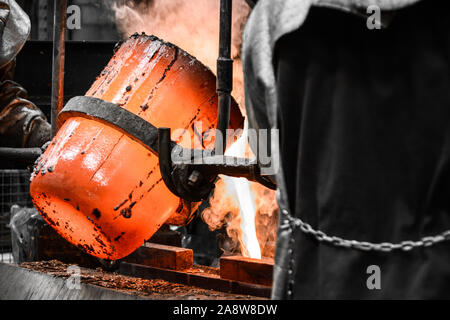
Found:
27,0 -> 276,261
29,34 -> 244,260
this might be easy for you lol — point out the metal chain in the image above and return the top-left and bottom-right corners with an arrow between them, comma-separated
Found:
283,210 -> 450,252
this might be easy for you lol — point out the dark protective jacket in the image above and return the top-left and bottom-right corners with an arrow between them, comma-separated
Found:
243,0 -> 450,299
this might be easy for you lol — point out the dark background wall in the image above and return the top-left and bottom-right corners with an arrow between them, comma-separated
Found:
12,0 -> 122,119
16,0 -> 121,41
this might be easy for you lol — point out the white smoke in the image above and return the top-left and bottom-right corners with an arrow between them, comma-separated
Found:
110,0 -> 250,107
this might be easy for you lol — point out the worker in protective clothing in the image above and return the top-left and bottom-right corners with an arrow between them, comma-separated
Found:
243,0 -> 450,299
0,0 -> 50,151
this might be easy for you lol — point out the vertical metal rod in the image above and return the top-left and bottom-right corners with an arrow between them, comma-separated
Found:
214,0 -> 233,155
51,0 -> 67,137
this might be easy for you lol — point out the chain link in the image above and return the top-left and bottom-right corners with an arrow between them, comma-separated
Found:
284,210 -> 450,252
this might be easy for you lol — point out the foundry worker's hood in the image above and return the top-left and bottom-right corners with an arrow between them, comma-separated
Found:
243,0 -> 449,299
0,0 -> 30,68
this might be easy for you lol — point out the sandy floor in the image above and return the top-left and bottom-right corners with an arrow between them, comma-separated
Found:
20,260 -> 265,300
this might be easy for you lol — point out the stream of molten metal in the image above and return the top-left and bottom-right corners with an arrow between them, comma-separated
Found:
222,123 -> 262,259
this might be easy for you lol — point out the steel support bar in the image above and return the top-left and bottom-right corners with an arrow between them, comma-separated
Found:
214,0 -> 233,155
0,147 -> 42,164
51,0 -> 67,137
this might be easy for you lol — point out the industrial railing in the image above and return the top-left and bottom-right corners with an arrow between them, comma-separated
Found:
0,170 -> 33,263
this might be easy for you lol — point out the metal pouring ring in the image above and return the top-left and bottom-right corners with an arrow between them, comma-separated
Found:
59,96 -> 163,154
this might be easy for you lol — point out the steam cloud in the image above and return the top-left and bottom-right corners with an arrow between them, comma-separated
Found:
111,0 -> 250,107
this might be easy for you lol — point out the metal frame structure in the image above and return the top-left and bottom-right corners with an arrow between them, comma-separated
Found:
50,0 -> 67,137
214,0 -> 233,155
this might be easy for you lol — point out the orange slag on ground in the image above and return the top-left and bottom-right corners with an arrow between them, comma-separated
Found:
29,34 -> 243,260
